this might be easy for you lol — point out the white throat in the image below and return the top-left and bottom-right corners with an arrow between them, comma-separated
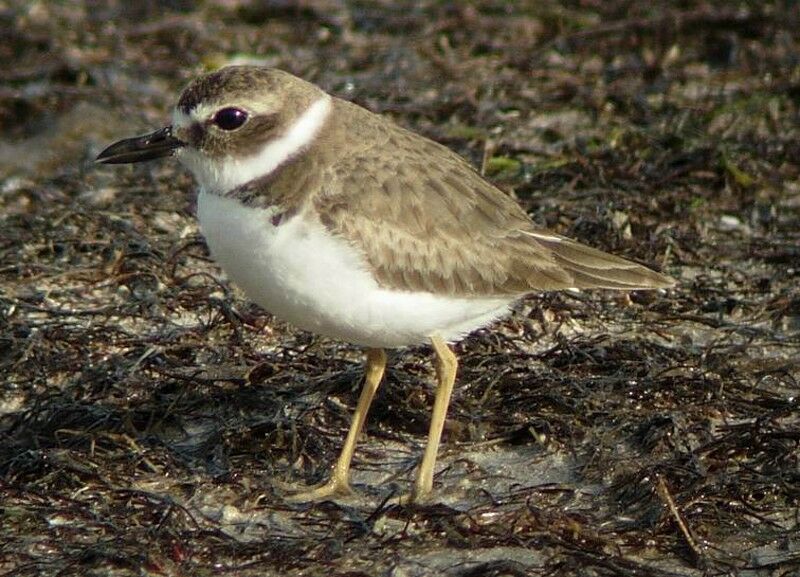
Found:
176,95 -> 332,194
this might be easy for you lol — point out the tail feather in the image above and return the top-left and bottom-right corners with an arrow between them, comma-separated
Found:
522,231 -> 675,291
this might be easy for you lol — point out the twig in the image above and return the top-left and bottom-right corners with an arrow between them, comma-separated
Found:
655,474 -> 707,567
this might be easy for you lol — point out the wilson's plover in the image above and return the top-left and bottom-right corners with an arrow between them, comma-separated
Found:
97,66 -> 673,503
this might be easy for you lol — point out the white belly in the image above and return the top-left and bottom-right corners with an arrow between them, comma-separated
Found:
197,193 -> 513,348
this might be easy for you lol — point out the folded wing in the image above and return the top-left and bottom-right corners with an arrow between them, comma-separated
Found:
315,102 -> 673,296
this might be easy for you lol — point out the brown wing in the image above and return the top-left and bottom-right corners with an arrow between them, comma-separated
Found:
314,101 -> 674,296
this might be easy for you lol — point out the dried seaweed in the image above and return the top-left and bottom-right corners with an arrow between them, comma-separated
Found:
2,1 -> 799,576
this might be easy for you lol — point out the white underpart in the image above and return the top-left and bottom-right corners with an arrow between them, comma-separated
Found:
175,95 -> 333,194
198,194 -> 514,347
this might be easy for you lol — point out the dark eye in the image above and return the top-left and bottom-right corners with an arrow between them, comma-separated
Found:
212,107 -> 248,131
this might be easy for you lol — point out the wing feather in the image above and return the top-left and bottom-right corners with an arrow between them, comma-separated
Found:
313,100 -> 673,296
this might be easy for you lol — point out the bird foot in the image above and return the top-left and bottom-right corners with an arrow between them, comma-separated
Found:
280,477 -> 354,502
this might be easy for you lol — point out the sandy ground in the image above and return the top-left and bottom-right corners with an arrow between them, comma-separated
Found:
1,1 -> 798,576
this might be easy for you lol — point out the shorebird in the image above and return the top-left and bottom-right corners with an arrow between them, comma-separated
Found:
97,66 -> 673,502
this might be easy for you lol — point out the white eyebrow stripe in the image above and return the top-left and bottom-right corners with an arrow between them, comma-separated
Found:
172,109 -> 193,130
175,94 -> 333,195
173,102 -> 220,129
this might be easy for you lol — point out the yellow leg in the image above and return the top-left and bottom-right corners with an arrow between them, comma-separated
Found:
286,348 -> 387,502
412,334 -> 458,502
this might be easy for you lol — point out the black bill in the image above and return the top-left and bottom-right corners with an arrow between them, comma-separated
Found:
96,126 -> 184,164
